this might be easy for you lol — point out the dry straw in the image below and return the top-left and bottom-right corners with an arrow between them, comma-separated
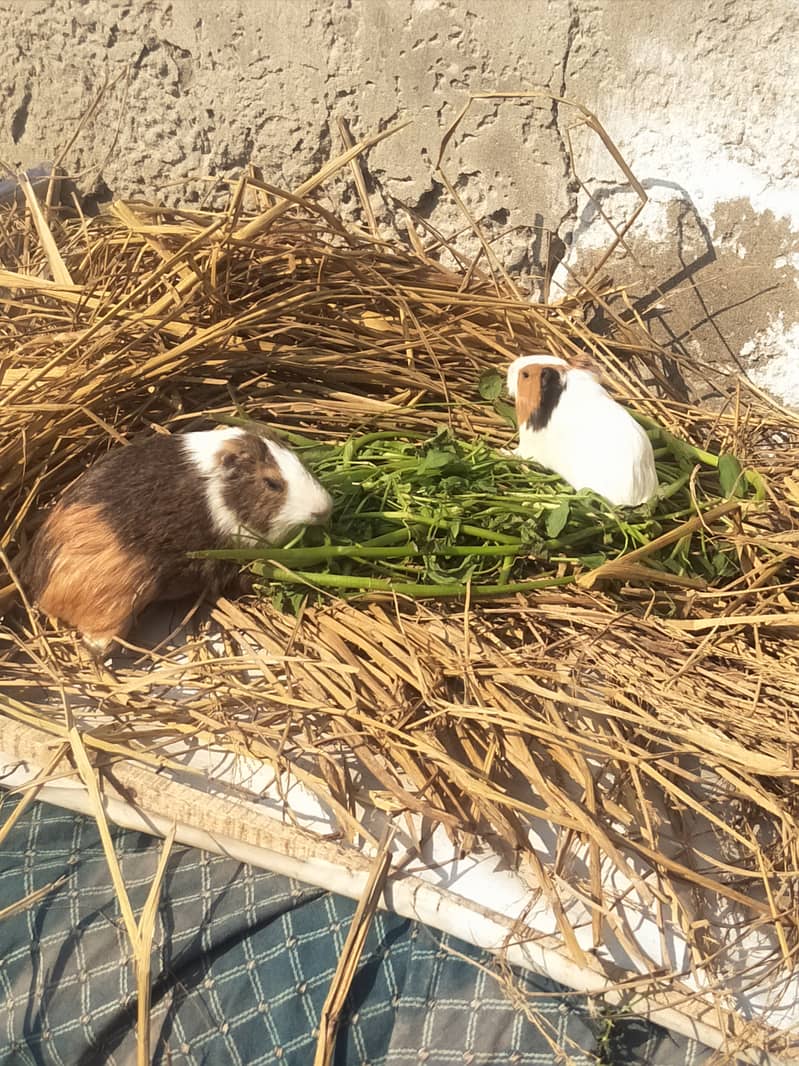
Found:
2,94 -> 799,1060
313,825 -> 395,1066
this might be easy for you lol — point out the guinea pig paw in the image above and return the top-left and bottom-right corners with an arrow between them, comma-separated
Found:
234,571 -> 257,597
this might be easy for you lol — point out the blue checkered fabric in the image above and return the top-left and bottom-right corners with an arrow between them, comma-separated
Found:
0,791 -> 718,1065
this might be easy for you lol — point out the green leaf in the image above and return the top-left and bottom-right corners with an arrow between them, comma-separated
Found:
417,448 -> 457,476
718,454 -> 744,498
493,399 -> 517,428
546,500 -> 570,538
712,551 -> 734,576
745,468 -> 767,500
478,369 -> 504,401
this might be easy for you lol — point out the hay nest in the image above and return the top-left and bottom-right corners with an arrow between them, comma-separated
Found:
2,103 -> 799,1052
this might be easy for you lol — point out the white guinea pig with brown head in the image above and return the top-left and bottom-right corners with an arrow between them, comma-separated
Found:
21,427 -> 333,653
506,354 -> 658,507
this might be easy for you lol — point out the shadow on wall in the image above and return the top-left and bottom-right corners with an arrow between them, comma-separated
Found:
567,178 -> 782,399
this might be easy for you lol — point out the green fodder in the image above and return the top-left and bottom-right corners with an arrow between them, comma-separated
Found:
197,421 -> 761,605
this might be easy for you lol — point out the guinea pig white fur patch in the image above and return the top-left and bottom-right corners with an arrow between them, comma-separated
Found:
182,428 -> 248,540
266,439 -> 333,545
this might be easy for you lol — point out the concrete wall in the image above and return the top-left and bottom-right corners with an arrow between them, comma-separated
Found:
2,0 -> 798,405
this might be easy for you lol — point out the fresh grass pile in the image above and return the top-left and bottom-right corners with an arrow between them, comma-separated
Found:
2,97 -> 799,1059
202,422 -> 760,605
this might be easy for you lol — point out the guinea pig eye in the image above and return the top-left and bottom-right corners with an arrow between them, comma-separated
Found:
263,475 -> 282,492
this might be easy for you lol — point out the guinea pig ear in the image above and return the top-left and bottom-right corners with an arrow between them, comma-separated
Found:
568,352 -> 600,378
219,449 -> 252,477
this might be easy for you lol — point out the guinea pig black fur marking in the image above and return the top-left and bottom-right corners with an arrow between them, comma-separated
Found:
517,364 -> 565,432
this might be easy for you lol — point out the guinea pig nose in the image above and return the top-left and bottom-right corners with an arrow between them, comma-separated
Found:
313,494 -> 333,522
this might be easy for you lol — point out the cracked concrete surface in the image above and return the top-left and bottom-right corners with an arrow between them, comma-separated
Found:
1,0 -> 798,404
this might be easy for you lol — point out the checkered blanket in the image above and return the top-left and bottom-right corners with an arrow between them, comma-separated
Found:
0,792 -> 713,1065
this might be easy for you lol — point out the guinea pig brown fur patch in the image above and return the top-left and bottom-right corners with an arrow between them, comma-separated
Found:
515,364 -> 565,432
26,502 -> 155,645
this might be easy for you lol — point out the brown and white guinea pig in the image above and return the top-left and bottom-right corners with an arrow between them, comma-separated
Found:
20,427 -> 333,654
506,354 -> 659,507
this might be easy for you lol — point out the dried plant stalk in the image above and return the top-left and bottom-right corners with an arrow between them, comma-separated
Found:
313,827 -> 394,1066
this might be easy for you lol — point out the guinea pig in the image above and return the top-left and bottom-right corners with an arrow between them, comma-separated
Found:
20,427 -> 333,653
506,354 -> 659,507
